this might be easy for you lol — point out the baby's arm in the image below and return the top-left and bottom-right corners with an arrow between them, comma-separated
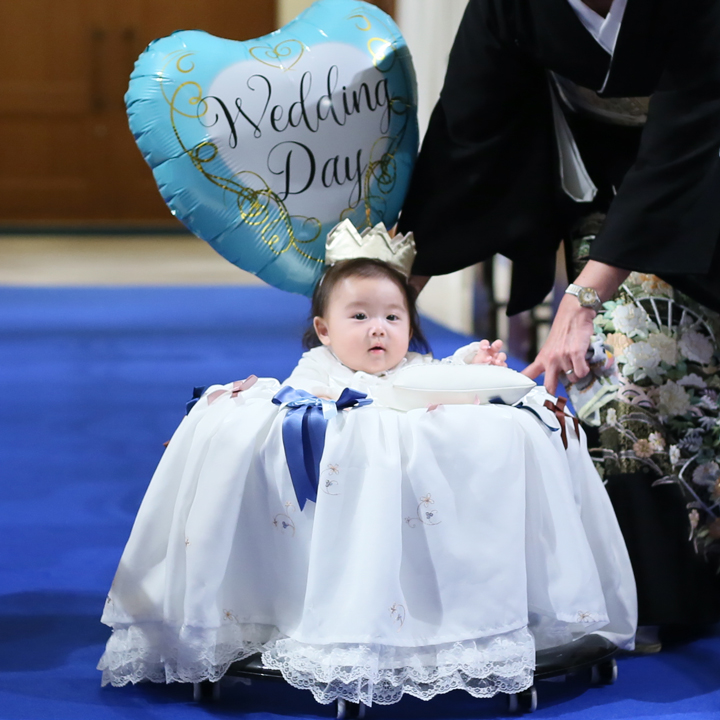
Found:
439,339 -> 508,366
471,339 -> 508,367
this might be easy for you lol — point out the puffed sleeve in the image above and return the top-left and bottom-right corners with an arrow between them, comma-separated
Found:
282,348 -> 335,397
398,0 -> 562,314
590,0 -> 720,279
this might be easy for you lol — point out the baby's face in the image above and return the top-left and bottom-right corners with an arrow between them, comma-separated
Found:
314,275 -> 411,374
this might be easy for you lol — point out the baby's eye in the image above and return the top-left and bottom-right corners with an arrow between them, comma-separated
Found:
353,312 -> 367,320
387,314 -> 399,321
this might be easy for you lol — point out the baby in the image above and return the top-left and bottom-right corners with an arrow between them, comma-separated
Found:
286,257 -> 508,401
99,255 -> 636,708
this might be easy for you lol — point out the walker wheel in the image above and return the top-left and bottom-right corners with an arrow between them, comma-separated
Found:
591,658 -> 618,685
193,680 -> 220,702
336,698 -> 365,718
507,685 -> 537,714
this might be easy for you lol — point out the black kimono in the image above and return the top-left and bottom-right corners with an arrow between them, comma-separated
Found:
399,0 -> 720,316
399,0 -> 720,628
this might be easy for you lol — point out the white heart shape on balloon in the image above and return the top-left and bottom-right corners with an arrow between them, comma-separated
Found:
207,42 -> 393,225
127,0 -> 418,295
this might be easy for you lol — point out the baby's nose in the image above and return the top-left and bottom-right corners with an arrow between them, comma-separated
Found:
370,323 -> 386,336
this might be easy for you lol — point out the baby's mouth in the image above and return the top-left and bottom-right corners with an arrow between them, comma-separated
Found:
369,345 -> 385,354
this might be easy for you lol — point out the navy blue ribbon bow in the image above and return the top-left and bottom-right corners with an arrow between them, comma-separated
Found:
272,386 -> 372,510
186,386 -> 208,414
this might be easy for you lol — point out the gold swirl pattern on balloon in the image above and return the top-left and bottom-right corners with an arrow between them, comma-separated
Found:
347,12 -> 372,31
347,9 -> 395,39
336,11 -> 415,230
160,51 -> 322,263
367,38 -> 395,69
249,40 -> 305,71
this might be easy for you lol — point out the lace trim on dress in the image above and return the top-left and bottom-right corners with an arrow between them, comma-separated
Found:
98,622 -> 535,703
261,629 -> 535,705
97,622 -> 277,687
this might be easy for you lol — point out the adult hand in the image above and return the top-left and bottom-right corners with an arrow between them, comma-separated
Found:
521,295 -> 596,394
521,259 -> 629,394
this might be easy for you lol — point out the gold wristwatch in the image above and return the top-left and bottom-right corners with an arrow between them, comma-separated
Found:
565,283 -> 603,312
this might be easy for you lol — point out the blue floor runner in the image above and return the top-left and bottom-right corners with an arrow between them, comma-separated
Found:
1,286 -> 719,720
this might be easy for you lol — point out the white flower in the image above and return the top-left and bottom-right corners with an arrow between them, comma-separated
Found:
621,341 -> 661,371
669,445 -> 681,464
605,408 -> 617,425
657,380 -> 692,417
679,330 -> 714,364
648,432 -> 666,452
678,373 -> 707,389
648,332 -> 678,366
692,462 -> 719,487
611,303 -> 649,336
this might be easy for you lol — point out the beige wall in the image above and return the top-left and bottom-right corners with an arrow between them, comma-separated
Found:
277,0 -> 315,27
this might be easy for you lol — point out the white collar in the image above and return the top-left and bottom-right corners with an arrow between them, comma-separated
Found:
566,0 -> 628,56
326,346 -> 409,378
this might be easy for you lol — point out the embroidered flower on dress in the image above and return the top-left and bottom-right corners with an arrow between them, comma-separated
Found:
648,332 -> 678,366
389,603 -> 406,629
679,330 -> 714,364
611,302 -> 650,336
605,408 -> 618,425
405,494 -> 442,528
575,611 -> 597,623
632,439 -> 655,458
657,381 -> 692,417
273,513 -> 296,536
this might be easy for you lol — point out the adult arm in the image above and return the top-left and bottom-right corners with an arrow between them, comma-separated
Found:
523,260 -> 628,393
399,0 -> 562,313
589,0 -> 720,279
527,0 -> 720,392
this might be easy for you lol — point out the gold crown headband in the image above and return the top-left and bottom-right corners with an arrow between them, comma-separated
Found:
324,219 -> 417,277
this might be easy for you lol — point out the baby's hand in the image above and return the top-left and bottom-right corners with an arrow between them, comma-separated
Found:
472,339 -> 508,367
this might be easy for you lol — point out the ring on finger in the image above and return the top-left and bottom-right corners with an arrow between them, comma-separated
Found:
565,368 -> 576,376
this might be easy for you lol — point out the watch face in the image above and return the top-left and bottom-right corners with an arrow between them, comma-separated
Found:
578,287 -> 600,307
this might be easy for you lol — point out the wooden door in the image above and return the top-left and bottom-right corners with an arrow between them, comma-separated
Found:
0,0 -> 276,226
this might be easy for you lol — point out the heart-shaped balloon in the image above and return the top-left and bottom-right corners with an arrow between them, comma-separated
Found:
126,0 -> 418,295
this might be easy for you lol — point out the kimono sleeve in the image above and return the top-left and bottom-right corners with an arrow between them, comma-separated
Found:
398,0 -> 562,312
590,0 -> 720,277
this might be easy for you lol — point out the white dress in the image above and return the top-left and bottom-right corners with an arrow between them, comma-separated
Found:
98,344 -> 637,705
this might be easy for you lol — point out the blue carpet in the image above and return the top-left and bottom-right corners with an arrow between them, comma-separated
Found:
1,286 -> 719,720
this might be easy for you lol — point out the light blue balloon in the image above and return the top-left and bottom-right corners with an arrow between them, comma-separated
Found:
126,0 -> 418,295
